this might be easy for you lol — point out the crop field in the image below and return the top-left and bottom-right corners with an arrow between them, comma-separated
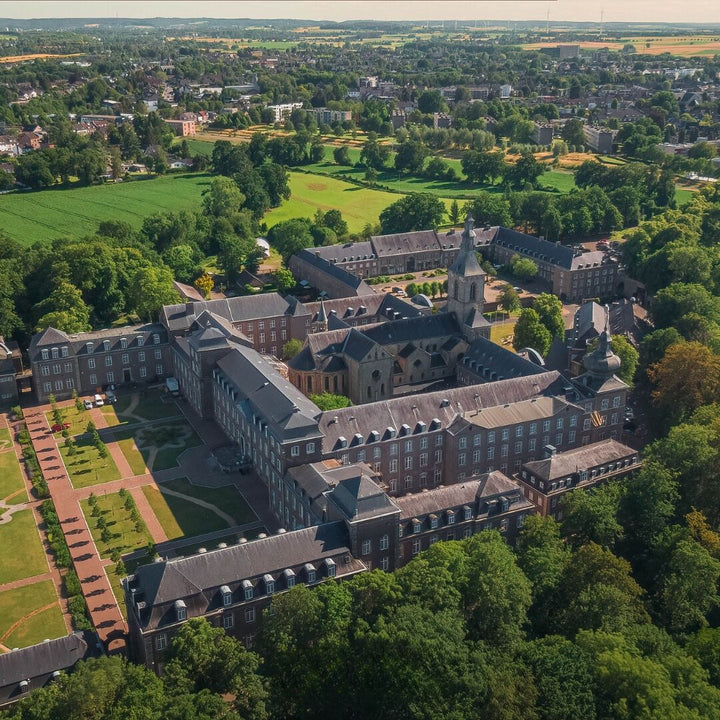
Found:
0,52 -> 85,63
0,174 -> 212,245
523,36 -> 720,57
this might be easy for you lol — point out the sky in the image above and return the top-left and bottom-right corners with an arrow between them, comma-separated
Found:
0,0 -> 718,25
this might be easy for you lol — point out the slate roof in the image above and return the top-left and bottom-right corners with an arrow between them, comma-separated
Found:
370,229 -> 444,256
311,241 -> 374,263
572,301 -> 606,346
319,371 -> 569,448
363,313 -> 462,346
132,523 -> 364,626
460,396 -> 583,431
491,226 -> 579,269
161,293 -> 307,333
396,471 -> 527,520
341,328 -> 380,362
29,324 -> 167,361
327,474 -> 400,521
0,632 -> 95,690
522,439 -> 638,482
215,345 -> 322,440
463,335 -> 546,381
291,250 -> 374,296
172,280 -> 204,302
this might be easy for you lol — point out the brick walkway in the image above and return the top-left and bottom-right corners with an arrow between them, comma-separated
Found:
25,409 -> 127,654
7,413 -> 74,635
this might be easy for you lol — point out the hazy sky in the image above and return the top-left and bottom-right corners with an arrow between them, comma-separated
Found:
0,0 -> 719,25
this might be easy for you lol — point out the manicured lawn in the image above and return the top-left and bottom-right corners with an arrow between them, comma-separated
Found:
100,391 -> 181,427
675,187 -> 696,207
0,174 -> 213,246
144,421 -> 202,471
0,447 -> 27,504
80,492 -> 153,558
112,431 -> 148,476
143,477 -> 256,540
538,170 -> 577,193
0,509 -> 47,584
45,405 -> 91,437
60,437 -> 121,488
489,321 -> 517,348
142,485 -> 228,538
162,477 -> 257,526
0,427 -> 12,451
0,580 -> 64,649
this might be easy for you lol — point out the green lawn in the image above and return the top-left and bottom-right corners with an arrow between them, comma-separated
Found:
538,170 -> 577,193
0,427 -> 12,452
112,431 -> 148,476
80,492 -> 153,558
60,437 -> 121,488
0,448 -> 27,504
0,509 -> 47,584
100,391 -> 181,427
675,187 -> 696,206
45,405 -> 91,438
489,320 -> 517,348
142,477 -> 256,540
144,422 -> 202,471
0,581 -> 65,650
0,174 -> 213,245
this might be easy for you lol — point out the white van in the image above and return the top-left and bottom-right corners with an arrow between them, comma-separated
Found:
94,394 -> 104,407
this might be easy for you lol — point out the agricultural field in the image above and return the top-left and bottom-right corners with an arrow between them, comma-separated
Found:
523,35 -> 720,57
0,174 -> 212,245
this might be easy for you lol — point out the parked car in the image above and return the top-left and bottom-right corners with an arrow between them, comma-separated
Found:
83,399 -> 93,410
94,394 -> 104,407
105,389 -> 117,404
51,422 -> 70,433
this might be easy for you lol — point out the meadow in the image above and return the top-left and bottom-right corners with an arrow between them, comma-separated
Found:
0,174 -> 212,245
523,35 -> 720,57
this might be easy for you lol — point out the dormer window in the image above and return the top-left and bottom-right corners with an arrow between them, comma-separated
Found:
137,335 -> 144,346
463,506 -> 472,521
447,511 -> 456,525
242,579 -> 253,601
174,599 -> 187,622
41,349 -> 49,360
120,338 -> 127,350
324,558 -> 336,578
86,342 -> 93,354
153,334 -> 160,345
305,563 -> 316,583
412,519 -> 422,534
283,569 -> 296,588
429,514 -> 439,530
221,584 -> 232,606
103,340 -> 110,352
61,347 -> 68,358
51,347 -> 59,359
263,574 -> 275,595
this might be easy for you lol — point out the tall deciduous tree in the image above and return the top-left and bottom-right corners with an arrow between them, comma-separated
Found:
513,308 -> 552,355
379,193 -> 445,234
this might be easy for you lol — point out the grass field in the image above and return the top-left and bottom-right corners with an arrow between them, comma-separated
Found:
0,448 -> 27,504
112,430 -> 148,476
0,510 -> 47,584
80,492 -> 153,558
142,477 -> 256,539
0,581 -> 65,650
0,174 -> 212,245
60,437 -> 121,488
46,406 -> 91,438
0,428 -> 12,452
489,321 -> 517,348
100,392 -> 181,427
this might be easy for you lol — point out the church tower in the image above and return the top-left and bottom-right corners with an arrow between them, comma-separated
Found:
447,214 -> 490,340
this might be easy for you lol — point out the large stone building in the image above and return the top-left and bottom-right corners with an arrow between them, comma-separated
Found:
290,224 -> 621,304
28,324 -> 172,403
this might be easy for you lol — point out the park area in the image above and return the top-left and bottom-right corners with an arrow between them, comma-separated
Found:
0,581 -> 66,651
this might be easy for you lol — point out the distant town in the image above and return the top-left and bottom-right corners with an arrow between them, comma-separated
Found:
0,15 -> 719,720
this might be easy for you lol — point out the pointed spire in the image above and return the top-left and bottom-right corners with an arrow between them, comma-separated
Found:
317,296 -> 327,324
461,213 -> 476,252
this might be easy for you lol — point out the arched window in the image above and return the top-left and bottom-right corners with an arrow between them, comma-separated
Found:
470,283 -> 476,301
